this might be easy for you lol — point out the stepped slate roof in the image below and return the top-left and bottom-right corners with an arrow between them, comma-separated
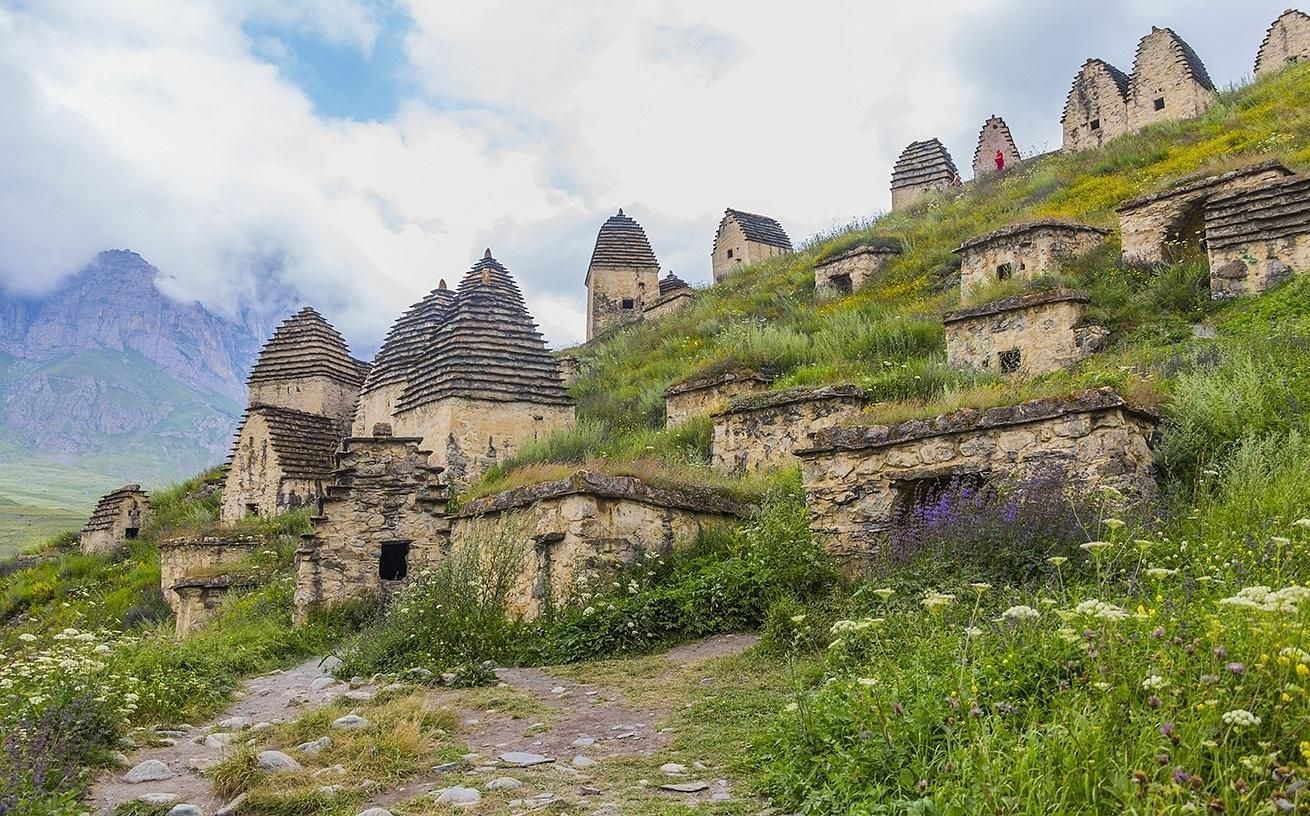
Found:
587,209 -> 659,273
890,139 -> 960,191
227,404 -> 345,480
247,307 -> 365,388
658,271 -> 691,295
720,209 -> 793,250
1257,10 -> 1310,75
1204,174 -> 1310,250
362,282 -> 456,394
1117,160 -> 1293,211
1133,27 -> 1215,91
955,220 -> 1108,253
81,485 -> 146,534
973,115 -> 1019,170
397,251 -> 573,409
1060,59 -> 1130,125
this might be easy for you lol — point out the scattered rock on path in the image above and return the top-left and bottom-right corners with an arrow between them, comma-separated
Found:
497,751 -> 554,767
659,781 -> 710,793
123,759 -> 174,783
214,794 -> 247,816
433,785 -> 482,807
661,762 -> 688,776
572,755 -> 597,768
487,777 -> 521,790
167,805 -> 204,816
331,714 -> 369,730
297,736 -> 332,754
217,716 -> 251,730
136,793 -> 180,805
309,677 -> 336,691
257,751 -> 302,772
356,809 -> 393,816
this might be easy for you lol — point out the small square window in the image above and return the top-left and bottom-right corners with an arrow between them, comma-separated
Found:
726,249 -> 734,259
829,273 -> 853,296
1154,97 -> 1165,111
244,503 -> 259,517
620,298 -> 635,310
996,263 -> 1013,281
999,349 -> 1022,374
125,527 -> 139,540
1089,119 -> 1100,131
380,541 -> 410,581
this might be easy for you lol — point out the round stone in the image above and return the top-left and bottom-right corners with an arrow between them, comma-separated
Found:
123,759 -> 174,783
434,786 -> 481,807
487,777 -> 521,790
257,750 -> 301,772
167,805 -> 204,816
331,714 -> 369,730
572,755 -> 597,768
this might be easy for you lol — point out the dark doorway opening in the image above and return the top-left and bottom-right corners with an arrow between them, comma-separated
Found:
124,527 -> 139,539
894,472 -> 989,522
829,273 -> 853,295
380,540 -> 410,581
996,262 -> 1013,281
1154,97 -> 1166,111
999,348 -> 1022,374
244,503 -> 259,517
1163,201 -> 1207,263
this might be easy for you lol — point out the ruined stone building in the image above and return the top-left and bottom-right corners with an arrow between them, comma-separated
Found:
664,369 -> 776,427
711,385 -> 870,475
1127,27 -> 1216,132
956,220 -> 1108,296
1118,160 -> 1294,264
353,281 -> 455,436
1256,9 -> 1310,77
944,289 -> 1107,377
890,139 -> 961,210
220,307 -> 365,523
643,272 -> 695,321
1061,59 -> 1132,152
585,209 -> 661,341
79,484 -> 149,555
392,251 -> 574,485
795,389 -> 1158,564
294,428 -> 450,624
159,535 -> 259,636
814,242 -> 902,297
973,116 -> 1021,179
1205,174 -> 1310,297
711,209 -> 793,282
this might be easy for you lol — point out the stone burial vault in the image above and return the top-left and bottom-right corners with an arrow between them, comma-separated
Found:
814,241 -> 902,297
158,535 -> 260,636
793,388 -> 1159,565
955,220 -> 1107,297
79,484 -> 149,555
711,385 -> 871,475
711,209 -> 793,283
1204,173 -> 1310,298
663,369 -> 777,428
890,138 -> 960,211
943,289 -> 1108,377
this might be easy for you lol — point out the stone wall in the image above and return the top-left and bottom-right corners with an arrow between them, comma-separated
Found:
957,222 -> 1107,296
352,382 -> 404,437
555,355 -> 583,388
944,290 -> 1107,376
586,263 -> 660,340
1062,59 -> 1130,153
663,370 -> 775,427
218,411 -> 330,523
814,245 -> 901,297
1256,10 -> 1310,77
972,116 -> 1021,179
711,219 -> 788,282
1118,161 -> 1293,264
1127,28 -> 1216,132
1205,174 -> 1310,297
643,289 -> 695,321
711,384 -> 870,475
394,395 -> 575,486
293,434 -> 449,625
79,488 -> 149,555
173,577 -> 253,637
451,471 -> 746,619
159,536 -> 259,612
247,376 -> 358,426
794,389 -> 1158,564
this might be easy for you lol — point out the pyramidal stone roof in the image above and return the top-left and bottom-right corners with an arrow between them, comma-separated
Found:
1257,10 -> 1310,74
226,404 -> 345,480
890,139 -> 960,191
588,209 -> 659,272
658,271 -> 691,295
81,485 -> 146,534
1204,174 -> 1310,250
1134,26 -> 1215,91
722,209 -> 793,250
1060,59 -> 1131,125
397,251 -> 573,409
247,306 -> 365,387
362,282 -> 457,394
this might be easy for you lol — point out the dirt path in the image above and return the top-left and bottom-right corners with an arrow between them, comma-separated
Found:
89,656 -> 372,815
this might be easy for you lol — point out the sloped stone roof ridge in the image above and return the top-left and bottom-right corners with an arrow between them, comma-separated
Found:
890,139 -> 959,190
723,209 -> 793,250
1117,160 -> 1293,211
224,404 -> 346,480
1204,174 -> 1310,250
1060,59 -> 1131,125
799,387 -> 1159,455
362,282 -> 456,394
658,271 -> 691,295
955,219 -> 1109,253
452,469 -> 749,518
1134,26 -> 1215,91
81,484 -> 146,533
664,368 -> 777,397
588,209 -> 660,270
716,383 -> 871,416
1257,10 -> 1310,74
397,251 -> 573,409
247,306 -> 364,387
973,115 -> 1018,170
815,240 -> 903,268
944,288 -> 1092,324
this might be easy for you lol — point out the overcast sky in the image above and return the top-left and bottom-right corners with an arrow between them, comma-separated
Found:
0,0 -> 1294,350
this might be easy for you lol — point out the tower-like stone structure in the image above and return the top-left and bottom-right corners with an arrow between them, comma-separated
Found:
585,209 -> 660,341
710,209 -> 793,282
79,485 -> 150,555
890,139 -> 960,210
1256,9 -> 1310,77
1127,27 -> 1216,132
353,281 -> 456,436
972,116 -> 1021,179
1061,59 -> 1131,152
244,307 -> 365,422
394,250 -> 574,485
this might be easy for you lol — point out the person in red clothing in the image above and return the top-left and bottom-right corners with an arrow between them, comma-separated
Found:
995,149 -> 1006,172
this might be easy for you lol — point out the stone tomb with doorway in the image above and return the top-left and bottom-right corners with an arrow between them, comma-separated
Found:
450,471 -> 747,619
79,484 -> 150,555
159,535 -> 260,614
711,384 -> 871,475
1117,160 -> 1293,264
956,220 -> 1107,296
944,289 -> 1108,376
1204,174 -> 1310,297
663,369 -> 776,427
173,575 -> 256,637
794,388 -> 1158,564
814,243 -> 902,297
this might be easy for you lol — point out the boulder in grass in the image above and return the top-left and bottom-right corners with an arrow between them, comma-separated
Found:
497,751 -> 553,767
123,759 -> 174,783
257,750 -> 301,772
331,714 -> 369,730
433,786 -> 481,807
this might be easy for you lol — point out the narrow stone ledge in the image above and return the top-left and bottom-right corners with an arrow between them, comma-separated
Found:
944,288 -> 1091,324
452,470 -> 749,519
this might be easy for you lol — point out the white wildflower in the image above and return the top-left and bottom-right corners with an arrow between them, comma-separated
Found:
1080,541 -> 1112,554
1145,567 -> 1178,579
1074,599 -> 1129,622
999,605 -> 1041,623
1141,674 -> 1167,691
1221,709 -> 1261,729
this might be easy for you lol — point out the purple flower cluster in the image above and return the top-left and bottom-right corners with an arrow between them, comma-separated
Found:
0,694 -> 118,813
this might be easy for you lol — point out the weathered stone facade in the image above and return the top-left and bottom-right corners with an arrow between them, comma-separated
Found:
956,220 -> 1108,296
394,251 -> 574,486
643,272 -> 695,320
972,116 -> 1021,179
944,289 -> 1108,376
663,370 -> 776,428
795,389 -> 1159,564
1062,59 -> 1131,152
173,576 -> 254,637
219,405 -> 344,522
158,536 -> 259,612
353,281 -> 455,436
711,209 -> 793,283
1205,174 -> 1310,297
891,139 -> 961,210
451,471 -> 747,619
586,210 -> 661,341
1118,161 -> 1294,264
814,243 -> 902,297
293,431 -> 449,625
1256,10 -> 1310,77
79,484 -> 149,555
711,385 -> 871,475
1127,27 -> 1216,132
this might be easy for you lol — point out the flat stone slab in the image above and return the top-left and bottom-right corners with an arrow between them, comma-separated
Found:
433,785 -> 481,807
497,751 -> 554,767
123,759 -> 174,783
136,793 -> 180,804
659,782 -> 710,793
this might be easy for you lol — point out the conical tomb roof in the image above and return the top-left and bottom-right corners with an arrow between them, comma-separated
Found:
588,209 -> 659,273
362,281 -> 456,394
247,306 -> 364,387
